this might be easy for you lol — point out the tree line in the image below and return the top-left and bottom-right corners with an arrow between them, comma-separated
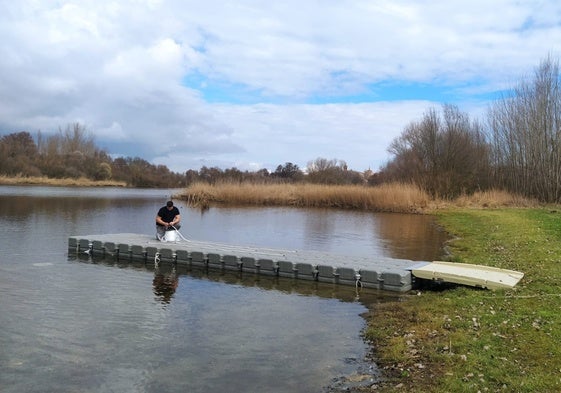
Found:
0,124 -> 183,187
379,56 -> 561,203
2,56 -> 561,201
0,124 -> 366,188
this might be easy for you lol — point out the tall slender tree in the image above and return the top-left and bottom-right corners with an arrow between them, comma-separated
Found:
488,56 -> 561,202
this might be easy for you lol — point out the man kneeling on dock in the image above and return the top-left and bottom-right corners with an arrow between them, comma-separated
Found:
156,201 -> 181,240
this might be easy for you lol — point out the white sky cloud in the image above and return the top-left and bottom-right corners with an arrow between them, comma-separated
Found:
1,0 -> 560,172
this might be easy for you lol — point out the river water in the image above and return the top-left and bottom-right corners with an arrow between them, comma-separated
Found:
0,186 -> 448,392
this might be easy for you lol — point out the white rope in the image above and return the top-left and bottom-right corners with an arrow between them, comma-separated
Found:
154,253 -> 161,266
171,225 -> 189,241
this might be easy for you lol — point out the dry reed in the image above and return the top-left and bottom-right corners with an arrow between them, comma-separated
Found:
0,175 -> 126,187
178,182 -> 431,213
452,189 -> 538,208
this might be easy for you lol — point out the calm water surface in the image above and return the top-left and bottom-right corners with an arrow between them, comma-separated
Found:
0,186 -> 448,392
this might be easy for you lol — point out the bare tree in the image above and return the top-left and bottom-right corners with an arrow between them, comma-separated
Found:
306,157 -> 362,184
487,56 -> 561,202
61,123 -> 97,156
384,105 -> 490,197
0,131 -> 40,176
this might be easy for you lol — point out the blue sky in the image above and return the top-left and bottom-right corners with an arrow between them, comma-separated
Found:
1,0 -> 560,172
185,73 -> 504,105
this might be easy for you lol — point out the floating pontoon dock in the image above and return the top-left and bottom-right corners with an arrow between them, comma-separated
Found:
68,233 -> 416,292
68,234 -> 524,292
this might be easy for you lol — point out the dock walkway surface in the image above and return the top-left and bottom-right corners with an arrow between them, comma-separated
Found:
68,233 -> 419,292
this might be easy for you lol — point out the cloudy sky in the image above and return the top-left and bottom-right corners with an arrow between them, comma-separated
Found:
1,1 -> 560,173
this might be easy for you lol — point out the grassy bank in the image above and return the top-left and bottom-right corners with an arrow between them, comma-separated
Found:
366,208 -> 561,392
0,175 -> 126,187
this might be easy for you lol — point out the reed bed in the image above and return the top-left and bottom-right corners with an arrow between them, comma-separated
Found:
0,175 -> 126,187
452,189 -> 538,208
178,182 -> 432,213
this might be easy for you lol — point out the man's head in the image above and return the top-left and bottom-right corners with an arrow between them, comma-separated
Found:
166,201 -> 174,209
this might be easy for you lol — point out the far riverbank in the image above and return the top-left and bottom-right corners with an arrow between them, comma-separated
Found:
0,175 -> 127,187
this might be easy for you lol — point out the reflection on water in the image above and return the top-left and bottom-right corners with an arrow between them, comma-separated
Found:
58,253 -> 381,393
185,206 -> 447,261
153,265 -> 179,304
76,252 -> 397,307
374,212 -> 447,260
0,186 -> 448,393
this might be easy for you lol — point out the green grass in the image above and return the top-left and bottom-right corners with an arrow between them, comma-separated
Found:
365,208 -> 561,392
